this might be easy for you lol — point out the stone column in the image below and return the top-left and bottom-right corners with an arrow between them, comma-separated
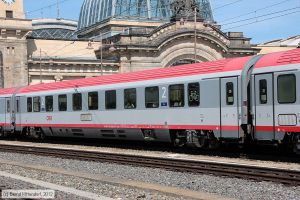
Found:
0,51 -> 3,88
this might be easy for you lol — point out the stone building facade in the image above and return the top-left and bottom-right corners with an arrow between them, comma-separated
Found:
77,0 -> 259,73
0,0 -> 266,87
0,0 -> 32,88
27,38 -> 119,84
97,21 -> 259,73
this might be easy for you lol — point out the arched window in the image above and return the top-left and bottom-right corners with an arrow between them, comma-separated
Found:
170,59 -> 195,67
0,51 -> 3,88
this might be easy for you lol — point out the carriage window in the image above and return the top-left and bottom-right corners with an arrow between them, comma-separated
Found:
58,95 -> 67,111
45,96 -> 53,112
169,84 -> 185,107
33,97 -> 40,112
188,83 -> 200,107
73,93 -> 82,111
88,92 -> 98,110
27,97 -> 32,112
259,79 -> 267,104
124,88 -> 136,109
226,82 -> 234,105
7,100 -> 10,113
278,74 -> 296,104
105,90 -> 116,109
145,86 -> 159,108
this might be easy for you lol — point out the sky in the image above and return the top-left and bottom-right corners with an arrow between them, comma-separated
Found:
23,0 -> 300,44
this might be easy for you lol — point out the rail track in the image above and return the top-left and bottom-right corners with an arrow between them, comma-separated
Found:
0,143 -> 299,186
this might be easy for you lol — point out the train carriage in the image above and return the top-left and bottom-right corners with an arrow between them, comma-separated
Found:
0,48 -> 300,153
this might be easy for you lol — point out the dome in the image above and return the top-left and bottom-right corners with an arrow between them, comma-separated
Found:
31,18 -> 77,40
78,0 -> 214,30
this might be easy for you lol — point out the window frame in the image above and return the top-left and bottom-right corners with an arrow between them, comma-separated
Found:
169,84 -> 185,108
72,93 -> 82,111
45,96 -> 53,112
27,97 -> 32,112
88,91 -> 99,110
16,99 -> 20,113
145,86 -> 159,109
188,82 -> 200,107
6,10 -> 13,18
105,90 -> 117,110
277,74 -> 296,104
6,100 -> 10,113
58,94 -> 68,112
33,96 -> 41,112
259,79 -> 268,104
226,82 -> 234,105
124,88 -> 137,109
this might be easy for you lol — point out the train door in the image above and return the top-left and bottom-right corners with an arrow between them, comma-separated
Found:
0,98 -> 5,132
220,77 -> 239,138
254,74 -> 274,140
273,71 -> 298,140
4,97 -> 12,131
15,96 -> 21,129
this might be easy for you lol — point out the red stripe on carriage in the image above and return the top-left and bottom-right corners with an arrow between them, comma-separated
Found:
14,123 -> 239,131
255,126 -> 300,132
5,123 -> 300,132
0,123 -> 10,126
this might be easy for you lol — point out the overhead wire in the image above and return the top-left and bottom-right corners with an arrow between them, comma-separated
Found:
25,0 -> 71,16
222,9 -> 300,31
213,0 -> 244,11
221,6 -> 300,26
218,0 -> 295,23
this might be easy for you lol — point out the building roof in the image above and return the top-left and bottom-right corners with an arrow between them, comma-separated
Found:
261,35 -> 300,47
77,0 -> 214,31
1,56 -> 251,95
31,18 -> 77,40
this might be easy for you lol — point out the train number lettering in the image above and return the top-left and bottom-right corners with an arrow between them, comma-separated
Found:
46,116 -> 53,121
162,87 -> 167,99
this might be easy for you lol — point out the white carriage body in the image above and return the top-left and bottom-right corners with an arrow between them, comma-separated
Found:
1,49 -> 300,146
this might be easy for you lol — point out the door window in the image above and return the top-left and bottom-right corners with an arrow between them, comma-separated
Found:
226,82 -> 234,105
7,100 -> 10,113
259,79 -> 267,104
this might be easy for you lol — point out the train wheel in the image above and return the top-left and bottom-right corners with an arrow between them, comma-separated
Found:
0,128 -> 5,138
29,127 -> 45,140
293,134 -> 300,154
39,131 -> 46,141
185,130 -> 209,149
170,130 -> 186,147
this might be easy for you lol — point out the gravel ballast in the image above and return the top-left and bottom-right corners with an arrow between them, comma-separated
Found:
0,152 -> 299,200
0,176 -> 92,200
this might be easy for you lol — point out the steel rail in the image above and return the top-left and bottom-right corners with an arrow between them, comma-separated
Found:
0,144 -> 299,186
